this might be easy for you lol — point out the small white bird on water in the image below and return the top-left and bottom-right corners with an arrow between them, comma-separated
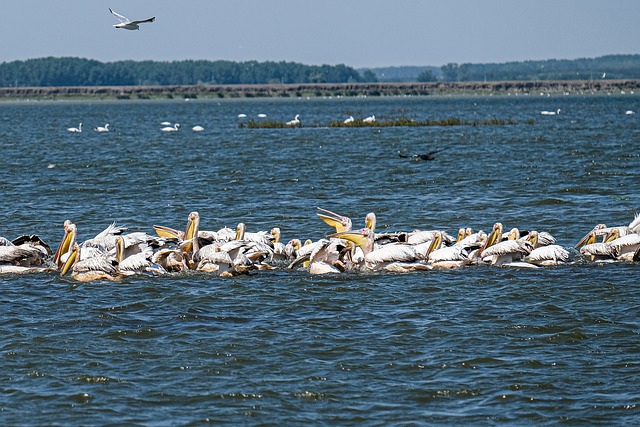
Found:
94,123 -> 110,132
67,123 -> 82,133
192,125 -> 204,132
161,123 -> 180,132
109,8 -> 155,30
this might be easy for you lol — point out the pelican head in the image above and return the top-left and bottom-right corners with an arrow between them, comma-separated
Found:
317,207 -> 352,233
365,212 -> 377,232
53,220 -> 77,268
574,230 -> 596,249
481,222 -> 503,253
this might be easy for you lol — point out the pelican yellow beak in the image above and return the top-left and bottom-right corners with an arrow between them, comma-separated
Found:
574,230 -> 596,249
317,207 -> 352,233
60,244 -> 79,276
183,211 -> 200,255
424,232 -> 443,260
153,225 -> 183,239
481,223 -> 503,253
53,222 -> 76,268
328,229 -> 370,251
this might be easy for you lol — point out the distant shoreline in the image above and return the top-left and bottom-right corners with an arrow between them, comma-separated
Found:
1,80 -> 638,100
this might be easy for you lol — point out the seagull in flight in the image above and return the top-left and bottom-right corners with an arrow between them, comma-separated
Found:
109,8 -> 155,30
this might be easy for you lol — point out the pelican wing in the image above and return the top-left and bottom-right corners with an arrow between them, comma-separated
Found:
109,8 -> 130,23
365,244 -> 417,265
525,245 -> 570,264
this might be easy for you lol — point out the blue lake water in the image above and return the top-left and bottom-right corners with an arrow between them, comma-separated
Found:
1,94 -> 639,425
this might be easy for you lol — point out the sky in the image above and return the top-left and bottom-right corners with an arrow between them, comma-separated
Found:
3,0 -> 640,69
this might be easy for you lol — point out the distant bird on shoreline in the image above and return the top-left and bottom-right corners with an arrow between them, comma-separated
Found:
109,8 -> 155,30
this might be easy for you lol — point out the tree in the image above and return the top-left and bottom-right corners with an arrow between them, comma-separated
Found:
416,69 -> 437,82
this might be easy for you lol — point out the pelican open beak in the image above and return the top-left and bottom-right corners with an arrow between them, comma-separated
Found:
153,225 -> 183,239
328,228 -> 370,251
317,207 -> 352,233
60,244 -> 79,276
574,230 -> 596,249
183,211 -> 200,255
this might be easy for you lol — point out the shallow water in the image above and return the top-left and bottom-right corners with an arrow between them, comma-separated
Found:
1,94 -> 639,425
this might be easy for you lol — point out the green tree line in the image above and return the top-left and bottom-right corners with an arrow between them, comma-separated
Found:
0,57 -> 363,87
438,55 -> 640,82
1,55 -> 639,87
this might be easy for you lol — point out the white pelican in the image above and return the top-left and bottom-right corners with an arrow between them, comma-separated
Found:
523,231 -> 570,266
363,115 -> 376,123
109,8 -> 155,31
94,123 -> 110,132
192,125 -> 204,132
60,243 -> 120,282
479,223 -> 533,266
67,123 -> 82,133
540,109 -> 561,116
330,228 -> 420,271
0,235 -> 52,274
161,123 -> 180,132
286,114 -> 301,127
344,116 -> 355,124
288,238 -> 347,274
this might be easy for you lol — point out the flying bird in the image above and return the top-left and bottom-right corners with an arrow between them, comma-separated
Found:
109,8 -> 155,30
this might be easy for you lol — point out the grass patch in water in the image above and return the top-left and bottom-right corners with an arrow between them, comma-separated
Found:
239,117 -> 525,128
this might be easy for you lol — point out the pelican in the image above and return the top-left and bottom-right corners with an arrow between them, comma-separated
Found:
109,7 -> 155,31
113,235 -> 161,275
0,235 -> 52,274
480,223 -> 533,266
286,114 -> 301,127
344,116 -> 355,124
192,125 -> 204,132
288,238 -> 347,274
329,228 -> 420,271
161,123 -> 180,132
94,123 -> 110,132
540,109 -> 561,116
60,243 -> 120,282
523,231 -> 570,266
363,115 -> 376,123
67,123 -> 82,133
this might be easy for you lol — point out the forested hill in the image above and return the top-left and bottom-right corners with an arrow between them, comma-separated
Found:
1,55 -> 639,87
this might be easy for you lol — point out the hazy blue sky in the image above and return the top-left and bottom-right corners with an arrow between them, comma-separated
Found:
4,1 -> 639,68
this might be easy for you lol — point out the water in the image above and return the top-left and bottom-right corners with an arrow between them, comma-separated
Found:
1,94 -> 639,425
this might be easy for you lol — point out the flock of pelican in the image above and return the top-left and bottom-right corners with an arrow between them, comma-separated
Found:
1,209 -> 639,281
